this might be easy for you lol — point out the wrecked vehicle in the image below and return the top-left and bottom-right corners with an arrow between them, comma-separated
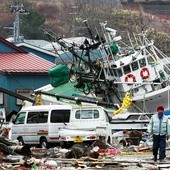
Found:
58,105 -> 113,146
11,105 -> 72,148
0,108 -> 12,139
11,104 -> 113,148
59,128 -> 97,147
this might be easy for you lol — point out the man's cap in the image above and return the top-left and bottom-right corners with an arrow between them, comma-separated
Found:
157,105 -> 164,112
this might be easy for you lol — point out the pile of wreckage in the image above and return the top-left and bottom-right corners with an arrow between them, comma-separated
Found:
0,130 -> 170,170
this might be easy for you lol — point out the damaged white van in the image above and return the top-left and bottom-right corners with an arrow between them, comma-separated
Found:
11,105 -> 71,148
11,104 -> 113,148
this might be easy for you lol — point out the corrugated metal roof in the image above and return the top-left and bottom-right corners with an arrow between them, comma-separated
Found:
0,37 -> 26,53
16,42 -> 58,57
24,39 -> 49,48
0,52 -> 55,75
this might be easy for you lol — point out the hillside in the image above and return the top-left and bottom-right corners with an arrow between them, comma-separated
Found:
0,0 -> 169,35
0,0 -> 169,54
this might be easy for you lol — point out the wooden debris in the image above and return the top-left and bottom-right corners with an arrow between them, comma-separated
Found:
87,160 -> 119,166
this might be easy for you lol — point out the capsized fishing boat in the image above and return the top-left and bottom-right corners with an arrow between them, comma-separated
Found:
40,21 -> 170,115
111,111 -> 153,132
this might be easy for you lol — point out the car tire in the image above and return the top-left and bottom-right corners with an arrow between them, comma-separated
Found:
40,138 -> 48,148
17,137 -> 24,146
119,139 -> 126,147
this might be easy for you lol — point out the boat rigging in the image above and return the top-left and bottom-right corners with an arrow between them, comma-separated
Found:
43,20 -> 170,114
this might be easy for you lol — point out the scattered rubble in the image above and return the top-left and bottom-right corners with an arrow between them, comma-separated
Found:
0,131 -> 170,169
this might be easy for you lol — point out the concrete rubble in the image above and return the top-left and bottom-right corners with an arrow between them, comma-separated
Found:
0,131 -> 170,170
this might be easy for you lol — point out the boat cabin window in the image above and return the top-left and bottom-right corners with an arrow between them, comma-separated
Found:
75,110 -> 99,119
139,115 -> 149,120
127,115 -> 139,120
131,61 -> 139,71
139,58 -> 146,68
117,68 -> 123,77
51,110 -> 70,123
123,65 -> 131,75
147,56 -> 156,65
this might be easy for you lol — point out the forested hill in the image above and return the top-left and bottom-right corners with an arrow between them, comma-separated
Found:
0,0 -> 169,54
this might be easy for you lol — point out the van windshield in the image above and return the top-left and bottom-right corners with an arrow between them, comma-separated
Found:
15,112 -> 26,124
50,110 -> 70,123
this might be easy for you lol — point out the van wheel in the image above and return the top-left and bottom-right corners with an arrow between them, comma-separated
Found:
40,138 -> 48,148
119,139 -> 126,148
17,137 -> 24,146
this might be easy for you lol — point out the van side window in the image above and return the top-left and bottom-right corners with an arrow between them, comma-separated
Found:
15,112 -> 26,124
38,112 -> 48,123
75,110 -> 99,119
51,110 -> 70,123
27,111 -> 48,124
27,112 -> 39,124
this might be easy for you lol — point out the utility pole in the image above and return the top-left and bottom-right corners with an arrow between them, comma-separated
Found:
69,6 -> 78,37
4,1 -> 28,43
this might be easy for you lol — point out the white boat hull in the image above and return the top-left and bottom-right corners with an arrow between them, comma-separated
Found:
133,86 -> 170,115
110,120 -> 149,132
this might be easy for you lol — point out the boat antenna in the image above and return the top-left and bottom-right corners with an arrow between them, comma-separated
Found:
44,29 -> 68,63
83,20 -> 95,43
